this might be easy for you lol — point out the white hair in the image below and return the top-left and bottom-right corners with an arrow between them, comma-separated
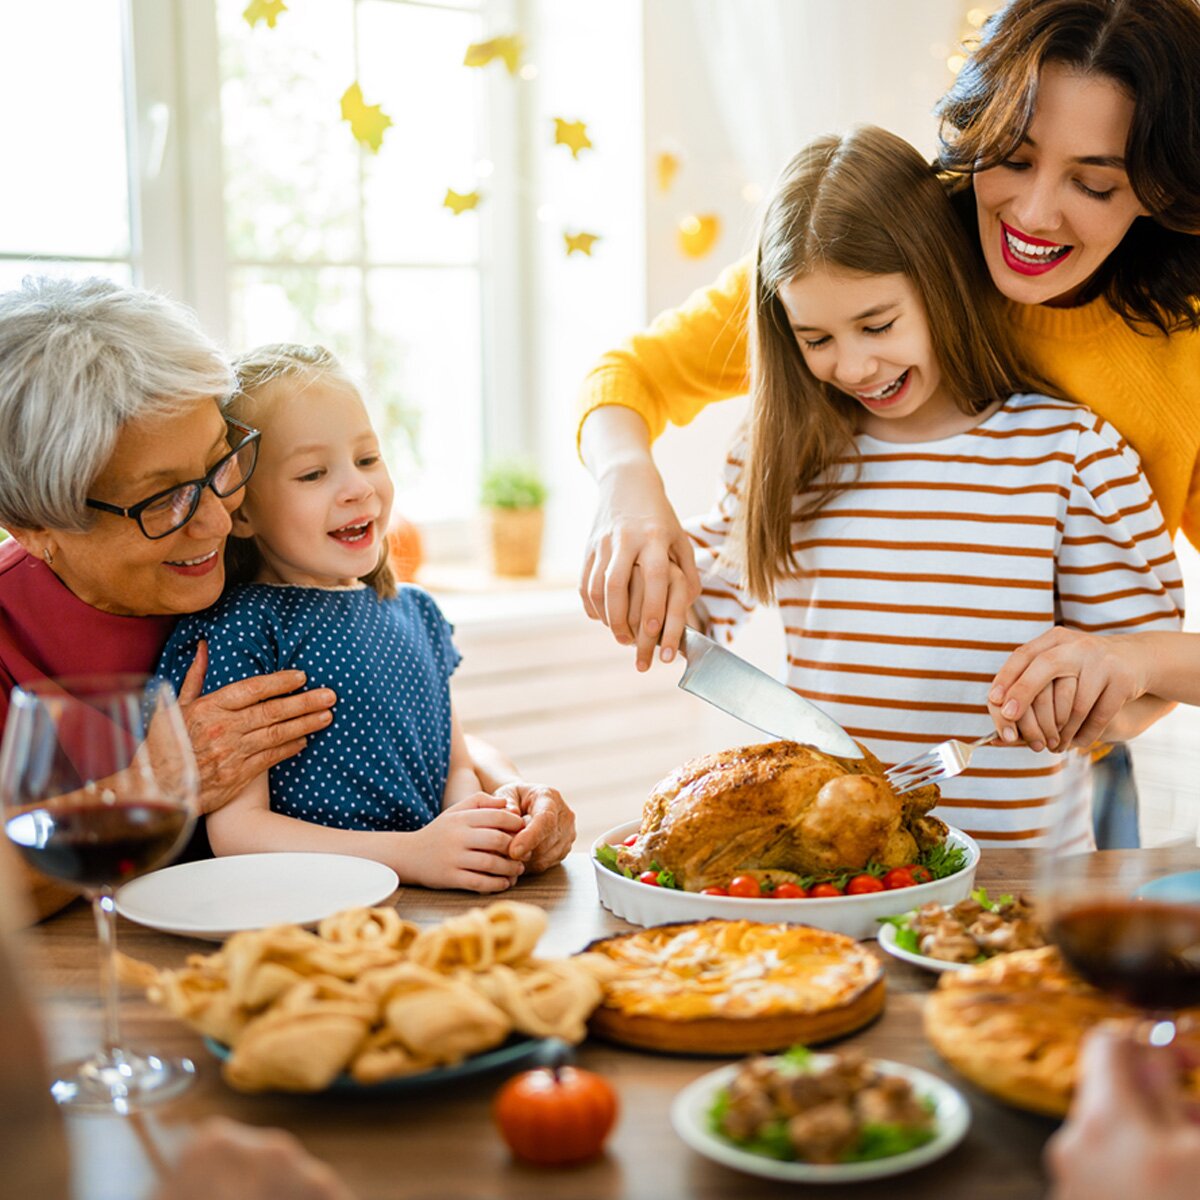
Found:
0,276 -> 235,532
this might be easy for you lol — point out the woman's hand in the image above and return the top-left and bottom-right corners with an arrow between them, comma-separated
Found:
177,641 -> 337,814
496,782 -> 576,873
153,1118 -> 356,1200
987,628 -> 1147,751
581,459 -> 701,671
408,794 -> 527,893
1046,1026 -> 1200,1200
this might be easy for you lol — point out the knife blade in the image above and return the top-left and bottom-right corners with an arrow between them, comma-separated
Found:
677,626 -> 863,759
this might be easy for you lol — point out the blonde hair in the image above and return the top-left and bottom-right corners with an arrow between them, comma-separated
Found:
738,125 -> 1049,603
226,343 -> 396,599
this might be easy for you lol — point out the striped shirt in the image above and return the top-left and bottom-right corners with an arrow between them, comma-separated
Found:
688,394 -> 1184,849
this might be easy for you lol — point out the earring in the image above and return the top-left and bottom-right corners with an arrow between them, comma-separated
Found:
41,547 -> 53,566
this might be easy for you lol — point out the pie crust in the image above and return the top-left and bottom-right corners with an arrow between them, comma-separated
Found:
925,945 -> 1200,1116
583,919 -> 885,1054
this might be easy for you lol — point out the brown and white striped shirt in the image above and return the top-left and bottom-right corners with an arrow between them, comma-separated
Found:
688,395 -> 1184,849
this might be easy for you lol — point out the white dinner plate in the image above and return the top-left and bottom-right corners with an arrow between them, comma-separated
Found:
115,852 -> 399,940
876,920 -> 974,975
671,1055 -> 971,1183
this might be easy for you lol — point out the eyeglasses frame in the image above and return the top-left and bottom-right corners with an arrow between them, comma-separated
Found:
85,418 -> 261,541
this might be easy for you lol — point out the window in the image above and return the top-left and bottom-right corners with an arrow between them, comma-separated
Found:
1,0 -> 522,531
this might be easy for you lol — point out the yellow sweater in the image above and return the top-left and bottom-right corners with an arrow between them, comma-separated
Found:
578,256 -> 1200,548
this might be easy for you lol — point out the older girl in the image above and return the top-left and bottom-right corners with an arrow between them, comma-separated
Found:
578,0 -> 1200,846
687,126 -> 1181,850
157,345 -> 569,892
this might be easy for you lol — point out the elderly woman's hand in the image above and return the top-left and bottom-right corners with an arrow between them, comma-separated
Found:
496,781 -> 576,874
178,641 -> 336,814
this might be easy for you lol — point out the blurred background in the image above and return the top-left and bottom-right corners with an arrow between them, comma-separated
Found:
3,0 -> 1196,845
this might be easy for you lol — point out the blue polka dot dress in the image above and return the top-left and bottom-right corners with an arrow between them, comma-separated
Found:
157,584 -> 461,831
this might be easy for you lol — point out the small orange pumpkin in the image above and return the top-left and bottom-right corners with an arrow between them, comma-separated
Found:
386,516 -> 423,582
493,1065 -> 618,1166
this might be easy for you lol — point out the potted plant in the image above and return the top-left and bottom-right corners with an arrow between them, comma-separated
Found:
481,460 -> 548,577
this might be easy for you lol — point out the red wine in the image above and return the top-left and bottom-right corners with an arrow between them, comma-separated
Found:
1050,900 -> 1200,1010
5,802 -> 190,889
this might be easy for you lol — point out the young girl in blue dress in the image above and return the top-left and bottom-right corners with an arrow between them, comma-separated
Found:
157,344 -> 527,893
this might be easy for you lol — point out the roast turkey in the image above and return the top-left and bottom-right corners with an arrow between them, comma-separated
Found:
616,740 -> 944,892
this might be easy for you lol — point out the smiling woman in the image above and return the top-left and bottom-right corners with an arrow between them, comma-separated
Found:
0,277 -> 339,917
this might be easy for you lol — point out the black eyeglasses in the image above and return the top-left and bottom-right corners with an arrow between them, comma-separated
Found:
86,419 -> 261,540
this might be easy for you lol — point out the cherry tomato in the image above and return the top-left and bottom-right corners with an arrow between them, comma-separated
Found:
809,881 -> 844,898
638,871 -> 661,886
881,867 -> 917,890
907,864 -> 933,884
494,1066 -> 619,1165
700,886 -> 729,896
728,875 -> 762,898
622,834 -> 639,847
773,882 -> 808,899
846,874 -> 885,895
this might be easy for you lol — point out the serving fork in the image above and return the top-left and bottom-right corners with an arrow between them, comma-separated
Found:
884,732 -> 999,794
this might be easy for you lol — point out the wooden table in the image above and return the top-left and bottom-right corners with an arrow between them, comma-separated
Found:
23,847 -> 1196,1200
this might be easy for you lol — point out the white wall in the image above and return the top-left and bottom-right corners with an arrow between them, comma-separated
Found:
536,0 -> 968,585
640,0 -> 966,679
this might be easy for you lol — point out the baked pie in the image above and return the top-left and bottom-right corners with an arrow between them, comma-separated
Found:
584,919 -> 885,1053
925,945 -> 1200,1116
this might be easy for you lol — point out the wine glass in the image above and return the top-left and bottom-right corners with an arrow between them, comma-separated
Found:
1037,758 -> 1200,1045
1,674 -> 199,1112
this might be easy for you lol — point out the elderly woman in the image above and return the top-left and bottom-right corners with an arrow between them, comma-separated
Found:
0,278 -> 573,918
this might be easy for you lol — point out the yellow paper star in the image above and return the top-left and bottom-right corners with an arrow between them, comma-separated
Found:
463,34 -> 524,75
553,118 -> 593,159
677,213 -> 722,259
443,188 -> 481,215
242,0 -> 287,29
340,83 -> 392,154
564,231 -> 600,257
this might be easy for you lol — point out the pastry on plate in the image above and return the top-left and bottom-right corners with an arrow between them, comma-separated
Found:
584,918 -> 885,1054
924,945 -> 1200,1116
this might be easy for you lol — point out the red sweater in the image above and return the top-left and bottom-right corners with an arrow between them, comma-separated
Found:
0,540 -> 176,726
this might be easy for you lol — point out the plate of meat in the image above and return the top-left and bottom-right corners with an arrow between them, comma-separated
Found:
876,890 -> 1045,973
671,1046 -> 970,1182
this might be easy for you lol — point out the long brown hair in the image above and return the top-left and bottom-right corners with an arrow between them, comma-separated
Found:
225,343 -> 397,599
937,0 -> 1200,333
739,125 -> 1046,603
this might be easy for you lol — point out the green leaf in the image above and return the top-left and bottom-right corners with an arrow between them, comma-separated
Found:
480,460 -> 547,509
842,1121 -> 937,1162
778,1044 -> 813,1069
595,842 -> 635,879
657,867 -> 679,890
918,842 -> 967,880
969,887 -> 1014,911
876,914 -> 921,954
595,842 -> 620,872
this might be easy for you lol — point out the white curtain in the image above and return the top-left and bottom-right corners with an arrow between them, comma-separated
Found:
685,0 -> 968,190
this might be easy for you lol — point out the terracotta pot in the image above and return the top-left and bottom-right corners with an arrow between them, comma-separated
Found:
486,507 -> 544,577
386,516 -> 424,582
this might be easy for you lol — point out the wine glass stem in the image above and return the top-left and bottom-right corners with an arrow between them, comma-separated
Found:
93,889 -> 126,1067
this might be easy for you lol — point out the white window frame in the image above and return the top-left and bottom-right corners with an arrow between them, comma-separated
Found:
123,0 -> 530,553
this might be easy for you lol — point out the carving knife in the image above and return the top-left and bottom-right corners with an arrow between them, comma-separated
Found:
677,626 -> 863,758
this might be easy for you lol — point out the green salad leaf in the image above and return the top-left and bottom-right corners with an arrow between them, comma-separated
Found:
779,1044 -> 813,1070
594,842 -> 632,878
842,1122 -> 937,1162
877,914 -> 921,954
971,887 -> 1014,911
